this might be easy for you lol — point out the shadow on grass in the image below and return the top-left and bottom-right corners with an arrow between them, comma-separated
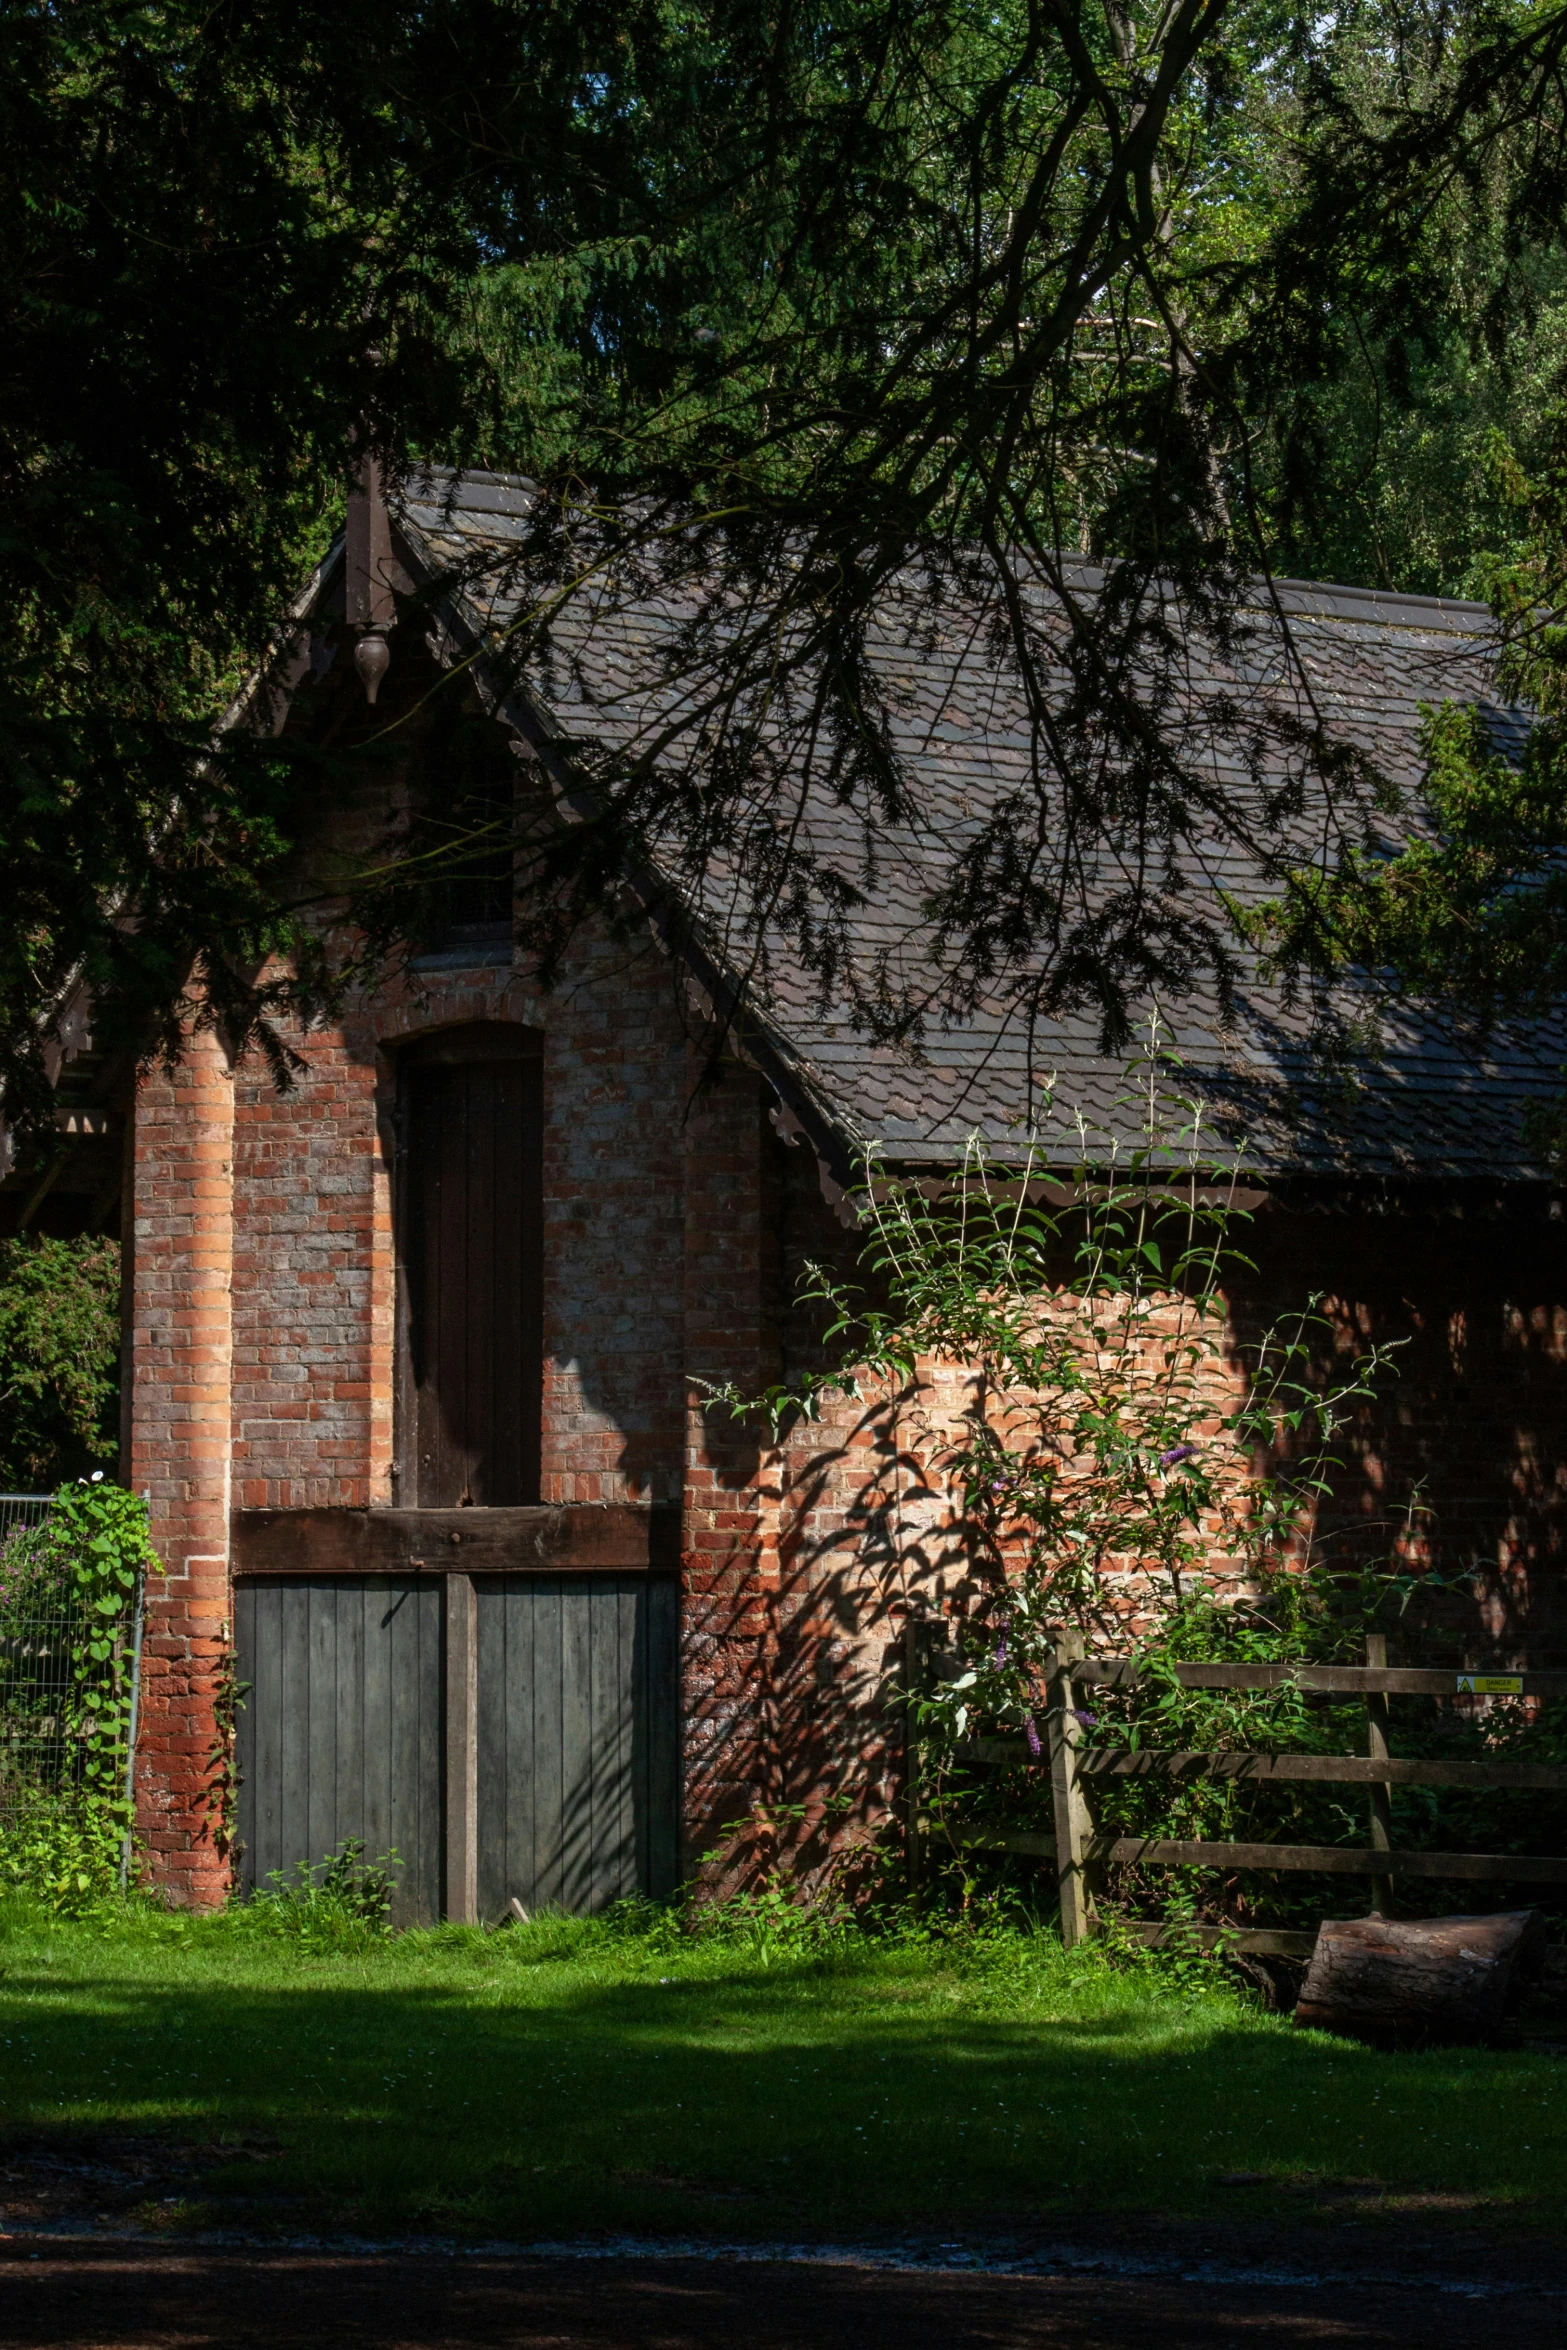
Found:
2,1944 -> 1562,2239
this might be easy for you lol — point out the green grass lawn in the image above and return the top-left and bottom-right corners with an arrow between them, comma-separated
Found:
0,1894 -> 1562,2243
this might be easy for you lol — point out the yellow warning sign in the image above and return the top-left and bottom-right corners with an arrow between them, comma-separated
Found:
1456,1674 -> 1524,1695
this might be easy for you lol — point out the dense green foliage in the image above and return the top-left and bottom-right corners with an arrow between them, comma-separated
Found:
2,1 -> 461,1137
0,1237 -> 119,1490
0,1892 -> 1560,2236
1216,4 -> 1567,1114
11,1 -> 1567,1131
0,1479 -> 158,1911
1250,437 -> 1567,1156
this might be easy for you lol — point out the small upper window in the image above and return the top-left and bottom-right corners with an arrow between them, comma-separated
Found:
406,704 -> 517,955
425,779 -> 514,949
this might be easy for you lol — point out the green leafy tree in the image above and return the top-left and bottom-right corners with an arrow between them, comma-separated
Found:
1214,5 -> 1567,1143
0,1238 -> 120,1491
15,0 -> 1567,1131
0,0 -> 1426,1136
1244,428 -> 1567,1156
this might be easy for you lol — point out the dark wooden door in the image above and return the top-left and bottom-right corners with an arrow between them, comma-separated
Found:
234,1576 -> 444,1926
234,1571 -> 681,1925
401,1025 -> 542,1506
476,1574 -> 680,1917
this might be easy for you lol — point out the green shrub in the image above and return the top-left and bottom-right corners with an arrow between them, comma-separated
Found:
0,1236 -> 119,1491
224,1838 -> 403,1951
0,1478 -> 158,1912
714,1034 -> 1563,1935
0,1785 -> 126,1910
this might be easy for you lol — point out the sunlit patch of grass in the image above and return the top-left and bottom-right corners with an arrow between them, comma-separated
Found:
0,1891 -> 1560,2241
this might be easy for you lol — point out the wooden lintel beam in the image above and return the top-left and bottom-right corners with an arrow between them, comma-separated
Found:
231,1503 -> 681,1578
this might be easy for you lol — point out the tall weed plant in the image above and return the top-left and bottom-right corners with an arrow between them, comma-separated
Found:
716,1030 -> 1405,1691
711,1034 -> 1564,1931
222,1838 -> 402,1952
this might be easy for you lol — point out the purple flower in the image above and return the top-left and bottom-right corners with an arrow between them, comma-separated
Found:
990,1478 -> 1010,1496
1024,1713 -> 1042,1759
1159,1444 -> 1197,1469
992,1634 -> 1008,1669
1074,1709 -> 1099,1728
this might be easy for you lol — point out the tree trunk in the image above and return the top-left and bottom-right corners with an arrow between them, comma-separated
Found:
1296,1910 -> 1547,2046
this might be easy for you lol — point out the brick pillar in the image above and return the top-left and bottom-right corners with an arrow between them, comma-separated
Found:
681,1056 -> 782,1872
129,1020 -> 235,1906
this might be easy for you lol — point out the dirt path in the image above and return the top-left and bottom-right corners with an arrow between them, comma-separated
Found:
0,2239 -> 1561,2350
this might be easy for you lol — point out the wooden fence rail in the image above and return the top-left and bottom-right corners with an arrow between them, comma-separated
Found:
1071,1660 -> 1567,1696
906,1629 -> 1567,1954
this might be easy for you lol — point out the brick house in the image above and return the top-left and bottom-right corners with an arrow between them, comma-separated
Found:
68,468 -> 1567,1915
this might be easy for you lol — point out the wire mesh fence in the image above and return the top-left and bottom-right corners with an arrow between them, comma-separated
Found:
0,1496 -> 66,1821
0,1494 -> 143,1852
0,1493 -> 53,1544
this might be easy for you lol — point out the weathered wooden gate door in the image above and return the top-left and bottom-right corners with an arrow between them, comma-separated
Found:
476,1573 -> 680,1914
234,1570 -> 679,1923
234,1576 -> 445,1926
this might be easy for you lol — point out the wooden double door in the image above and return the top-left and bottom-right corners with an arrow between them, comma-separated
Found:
234,1571 -> 680,1925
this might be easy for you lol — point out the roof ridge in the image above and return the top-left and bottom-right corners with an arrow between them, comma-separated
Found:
399,467 -> 1491,628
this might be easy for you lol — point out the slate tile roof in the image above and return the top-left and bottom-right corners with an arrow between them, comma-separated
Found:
395,466 -> 1564,1183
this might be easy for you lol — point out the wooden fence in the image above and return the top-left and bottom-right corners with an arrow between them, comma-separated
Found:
907,1629 -> 1567,1959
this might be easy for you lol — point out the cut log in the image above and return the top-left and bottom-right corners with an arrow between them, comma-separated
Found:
1296,1911 -> 1547,2047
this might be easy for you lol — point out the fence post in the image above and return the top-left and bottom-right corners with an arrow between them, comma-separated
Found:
118,1565 -> 147,1895
1047,1630 -> 1093,1948
1365,1631 -> 1394,1917
903,1618 -> 925,1905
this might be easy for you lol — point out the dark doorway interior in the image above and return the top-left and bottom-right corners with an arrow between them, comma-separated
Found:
400,1023 -> 543,1506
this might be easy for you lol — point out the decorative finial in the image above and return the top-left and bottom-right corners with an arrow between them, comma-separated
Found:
345,446 -> 396,700
353,630 -> 391,704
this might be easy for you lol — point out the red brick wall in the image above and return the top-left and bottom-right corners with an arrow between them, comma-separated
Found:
127,939 -> 1567,1903
679,1057 -> 784,1863
1233,1202 -> 1567,1642
223,939 -> 691,1515
230,1014 -> 385,1513
685,1163 -> 1567,1886
128,1018 -> 236,1907
131,928 -> 706,1897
